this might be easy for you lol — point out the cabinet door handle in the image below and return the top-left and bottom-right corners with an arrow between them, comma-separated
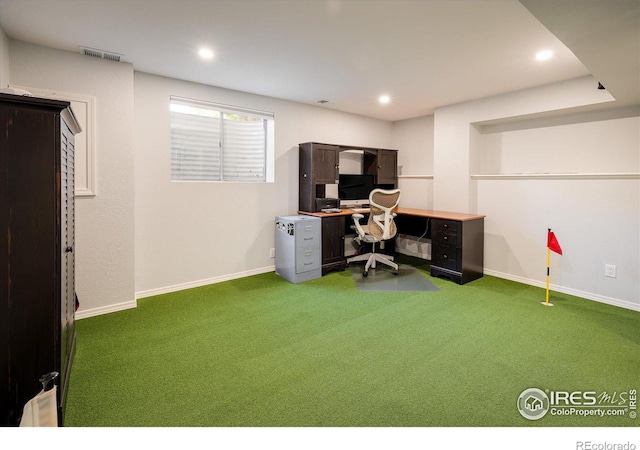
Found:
65,246 -> 74,253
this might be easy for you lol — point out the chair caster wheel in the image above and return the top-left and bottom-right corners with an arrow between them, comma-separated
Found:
362,271 -> 368,277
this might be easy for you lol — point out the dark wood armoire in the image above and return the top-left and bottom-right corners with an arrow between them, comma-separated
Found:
0,93 -> 81,426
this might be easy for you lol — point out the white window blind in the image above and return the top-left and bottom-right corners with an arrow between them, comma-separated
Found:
170,96 -> 274,182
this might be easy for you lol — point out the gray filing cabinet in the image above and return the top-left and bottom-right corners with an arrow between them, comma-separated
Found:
275,215 -> 322,283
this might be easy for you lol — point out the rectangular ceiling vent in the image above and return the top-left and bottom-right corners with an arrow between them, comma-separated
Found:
79,46 -> 123,62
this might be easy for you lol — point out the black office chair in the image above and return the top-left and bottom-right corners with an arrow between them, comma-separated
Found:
346,188 -> 401,277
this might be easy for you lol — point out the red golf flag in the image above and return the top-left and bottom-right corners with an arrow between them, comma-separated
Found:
547,230 -> 563,255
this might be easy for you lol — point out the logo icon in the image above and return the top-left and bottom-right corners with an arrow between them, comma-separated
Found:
518,388 -> 550,420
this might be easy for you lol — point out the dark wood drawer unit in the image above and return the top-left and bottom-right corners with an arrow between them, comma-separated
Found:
321,215 -> 346,274
430,217 -> 484,285
431,219 -> 461,272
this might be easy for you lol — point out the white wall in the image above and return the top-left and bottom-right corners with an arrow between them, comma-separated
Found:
433,76 -> 615,213
391,115 -> 434,209
133,72 -> 393,297
9,40 -> 136,317
0,26 -> 9,87
477,116 -> 639,175
475,116 -> 639,310
394,75 -> 638,311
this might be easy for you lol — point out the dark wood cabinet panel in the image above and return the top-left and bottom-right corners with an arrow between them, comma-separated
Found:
364,149 -> 397,186
321,215 -> 346,274
312,144 -> 340,184
431,217 -> 484,284
1,93 -> 80,426
299,142 -> 340,213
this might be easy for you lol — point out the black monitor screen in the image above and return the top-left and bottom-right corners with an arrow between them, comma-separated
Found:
338,174 -> 375,200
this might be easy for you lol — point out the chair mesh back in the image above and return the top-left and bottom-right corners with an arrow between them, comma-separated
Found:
367,189 -> 400,239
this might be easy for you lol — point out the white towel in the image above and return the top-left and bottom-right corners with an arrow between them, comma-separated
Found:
19,386 -> 58,427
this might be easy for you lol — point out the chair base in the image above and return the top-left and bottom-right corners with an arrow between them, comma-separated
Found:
347,251 -> 398,277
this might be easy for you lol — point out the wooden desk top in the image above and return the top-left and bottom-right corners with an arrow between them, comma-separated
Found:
299,207 -> 485,222
298,208 -> 367,218
395,207 -> 485,222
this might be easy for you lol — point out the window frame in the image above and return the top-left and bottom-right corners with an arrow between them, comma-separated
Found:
170,96 -> 275,183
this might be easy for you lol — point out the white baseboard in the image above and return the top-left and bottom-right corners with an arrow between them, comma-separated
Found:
135,265 -> 275,300
483,268 -> 640,312
76,266 -> 276,320
395,235 -> 638,312
75,300 -> 137,320
77,264 -> 638,319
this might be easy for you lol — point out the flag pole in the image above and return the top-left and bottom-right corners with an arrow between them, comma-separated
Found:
542,228 -> 554,307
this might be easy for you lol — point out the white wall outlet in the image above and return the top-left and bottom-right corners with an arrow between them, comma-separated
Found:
269,248 -> 275,258
605,264 -> 617,278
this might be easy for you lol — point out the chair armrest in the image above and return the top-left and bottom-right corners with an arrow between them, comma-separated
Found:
351,213 -> 366,238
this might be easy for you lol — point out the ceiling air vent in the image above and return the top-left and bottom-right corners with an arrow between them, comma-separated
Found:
79,46 -> 123,62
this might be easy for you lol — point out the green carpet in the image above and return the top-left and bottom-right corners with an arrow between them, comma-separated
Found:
64,256 -> 640,427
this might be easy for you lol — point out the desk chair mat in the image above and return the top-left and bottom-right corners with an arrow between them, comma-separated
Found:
348,264 -> 440,292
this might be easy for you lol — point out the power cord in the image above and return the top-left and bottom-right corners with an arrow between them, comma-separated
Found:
416,218 -> 430,242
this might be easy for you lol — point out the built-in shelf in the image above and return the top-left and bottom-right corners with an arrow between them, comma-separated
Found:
471,173 -> 640,180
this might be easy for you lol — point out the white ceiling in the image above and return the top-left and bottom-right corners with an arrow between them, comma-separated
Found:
0,0 -> 637,121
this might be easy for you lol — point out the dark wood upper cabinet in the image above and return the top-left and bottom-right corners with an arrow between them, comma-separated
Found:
299,142 -> 398,213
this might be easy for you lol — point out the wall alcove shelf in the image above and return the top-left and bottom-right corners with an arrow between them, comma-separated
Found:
471,173 -> 640,180
398,174 -> 434,179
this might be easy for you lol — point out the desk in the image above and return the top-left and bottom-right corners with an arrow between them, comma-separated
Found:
299,207 -> 485,284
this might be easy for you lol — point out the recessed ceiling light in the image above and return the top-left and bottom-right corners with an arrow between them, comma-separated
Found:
379,95 -> 391,104
535,50 -> 553,61
198,48 -> 214,60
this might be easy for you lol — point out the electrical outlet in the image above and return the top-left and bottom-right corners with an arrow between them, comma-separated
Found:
605,264 -> 616,278
270,248 -> 275,258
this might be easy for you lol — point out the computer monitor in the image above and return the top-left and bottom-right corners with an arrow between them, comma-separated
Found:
338,174 -> 374,208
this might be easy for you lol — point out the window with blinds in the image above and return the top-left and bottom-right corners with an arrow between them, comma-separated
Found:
170,96 -> 275,182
